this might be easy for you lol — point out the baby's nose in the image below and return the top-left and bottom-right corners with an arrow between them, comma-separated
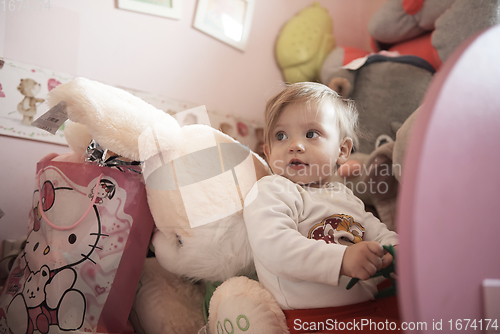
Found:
288,140 -> 305,152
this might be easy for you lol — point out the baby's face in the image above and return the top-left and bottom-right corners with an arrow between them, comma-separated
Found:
264,101 -> 347,186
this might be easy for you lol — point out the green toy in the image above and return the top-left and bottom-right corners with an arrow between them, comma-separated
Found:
346,245 -> 396,298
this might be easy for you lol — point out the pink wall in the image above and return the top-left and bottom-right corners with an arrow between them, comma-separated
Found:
0,0 -> 386,239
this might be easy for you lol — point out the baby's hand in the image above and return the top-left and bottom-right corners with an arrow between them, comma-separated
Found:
380,246 -> 395,269
340,241 -> 387,280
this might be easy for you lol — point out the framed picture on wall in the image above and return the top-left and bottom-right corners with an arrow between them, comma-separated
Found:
193,0 -> 255,51
0,59 -> 73,145
117,0 -> 181,20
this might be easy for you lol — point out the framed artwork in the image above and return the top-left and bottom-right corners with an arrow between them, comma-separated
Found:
193,0 -> 255,51
0,60 -> 264,150
117,0 -> 181,20
0,59 -> 74,145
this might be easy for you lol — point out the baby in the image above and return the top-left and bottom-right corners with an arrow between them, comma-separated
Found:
243,82 -> 399,331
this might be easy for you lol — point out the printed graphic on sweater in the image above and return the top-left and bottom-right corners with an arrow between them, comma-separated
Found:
308,214 -> 365,246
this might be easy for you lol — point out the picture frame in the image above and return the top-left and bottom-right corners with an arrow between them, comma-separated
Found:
193,0 -> 255,51
117,0 -> 181,20
0,59 -> 74,145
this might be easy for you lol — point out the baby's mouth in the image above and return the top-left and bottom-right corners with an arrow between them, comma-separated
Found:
288,159 -> 308,168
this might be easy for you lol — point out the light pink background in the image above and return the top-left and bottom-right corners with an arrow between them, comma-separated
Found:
0,0 -> 386,239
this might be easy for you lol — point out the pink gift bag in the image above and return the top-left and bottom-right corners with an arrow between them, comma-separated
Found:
0,160 -> 154,334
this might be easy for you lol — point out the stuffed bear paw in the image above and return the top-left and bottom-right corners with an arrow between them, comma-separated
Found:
207,277 -> 289,334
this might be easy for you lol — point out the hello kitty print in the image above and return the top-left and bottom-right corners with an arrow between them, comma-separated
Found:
0,161 -> 150,334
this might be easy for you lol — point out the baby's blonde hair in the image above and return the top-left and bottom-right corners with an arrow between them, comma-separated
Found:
264,82 -> 359,151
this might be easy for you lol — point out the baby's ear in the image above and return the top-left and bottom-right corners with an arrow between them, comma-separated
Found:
263,144 -> 271,162
337,138 -> 353,165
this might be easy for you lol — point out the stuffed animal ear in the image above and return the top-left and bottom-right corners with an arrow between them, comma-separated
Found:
46,77 -> 182,162
324,67 -> 355,98
328,76 -> 352,98
321,46 -> 367,97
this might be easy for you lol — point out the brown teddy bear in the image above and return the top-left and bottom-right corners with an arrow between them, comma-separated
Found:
17,78 -> 45,125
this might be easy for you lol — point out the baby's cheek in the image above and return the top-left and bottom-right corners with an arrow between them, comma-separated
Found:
269,160 -> 284,174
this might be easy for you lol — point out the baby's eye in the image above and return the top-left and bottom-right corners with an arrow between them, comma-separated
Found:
306,131 -> 319,139
276,132 -> 287,141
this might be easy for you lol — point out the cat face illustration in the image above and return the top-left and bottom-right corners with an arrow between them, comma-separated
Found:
90,179 -> 116,204
25,177 -> 107,273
